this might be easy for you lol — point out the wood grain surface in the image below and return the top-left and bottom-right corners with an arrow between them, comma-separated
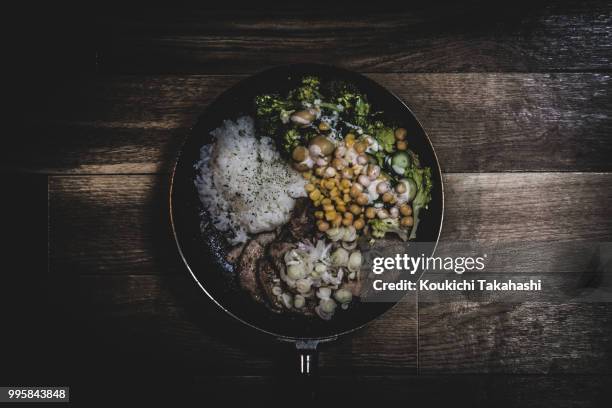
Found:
49,173 -> 612,275
14,73 -> 612,174
96,3 -> 612,74
27,2 -> 612,403
49,172 -> 612,377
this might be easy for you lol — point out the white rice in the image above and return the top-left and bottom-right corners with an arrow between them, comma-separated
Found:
194,116 -> 306,245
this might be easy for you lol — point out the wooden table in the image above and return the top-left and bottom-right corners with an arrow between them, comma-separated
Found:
7,3 -> 612,405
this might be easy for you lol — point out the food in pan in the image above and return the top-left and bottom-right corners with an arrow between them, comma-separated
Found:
195,76 -> 432,320
195,117 -> 306,245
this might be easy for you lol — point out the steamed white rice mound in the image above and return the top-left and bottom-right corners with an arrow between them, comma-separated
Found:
195,116 -> 306,245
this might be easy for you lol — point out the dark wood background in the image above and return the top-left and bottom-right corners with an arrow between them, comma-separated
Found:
3,2 -> 612,405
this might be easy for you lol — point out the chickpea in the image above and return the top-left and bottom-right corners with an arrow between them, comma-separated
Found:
325,210 -> 337,220
365,207 -> 377,219
315,210 -> 324,220
316,156 -> 329,167
342,217 -> 353,227
353,218 -> 365,230
345,133 -> 356,147
343,193 -> 351,203
358,174 -> 371,187
324,167 -> 337,178
356,193 -> 369,206
396,141 -> 407,151
340,179 -> 351,189
334,145 -> 347,158
401,216 -> 414,227
302,171 -> 312,180
329,188 -> 339,198
336,204 -> 347,213
310,135 -> 335,156
382,192 -> 394,203
332,214 -> 343,227
377,209 -> 390,219
332,158 -> 346,170
389,207 -> 399,219
350,183 -> 364,198
354,142 -> 367,154
399,204 -> 413,216
357,154 -> 368,165
342,167 -> 354,179
377,181 -> 390,194
395,182 -> 407,194
394,128 -> 407,141
344,212 -> 354,220
309,189 -> 322,201
321,198 -> 332,206
292,146 -> 309,162
367,164 -> 381,180
305,183 -> 316,193
349,204 -> 362,215
317,220 -> 330,232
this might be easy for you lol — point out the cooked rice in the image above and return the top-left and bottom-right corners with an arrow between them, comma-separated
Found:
195,116 -> 306,245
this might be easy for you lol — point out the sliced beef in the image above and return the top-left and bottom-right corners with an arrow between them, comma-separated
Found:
226,243 -> 245,264
287,198 -> 315,242
236,240 -> 265,304
342,280 -> 363,298
257,258 -> 283,312
267,241 -> 295,277
255,231 -> 276,246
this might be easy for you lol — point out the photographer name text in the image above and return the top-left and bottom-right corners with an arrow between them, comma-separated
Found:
373,279 -> 542,292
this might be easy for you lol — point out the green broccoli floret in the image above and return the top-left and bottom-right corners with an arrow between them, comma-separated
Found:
373,125 -> 396,153
289,76 -> 321,104
405,166 -> 433,240
336,91 -> 370,117
283,129 -> 302,153
369,218 -> 409,241
254,93 -> 293,135
326,80 -> 371,123
372,150 -> 386,168
255,93 -> 291,117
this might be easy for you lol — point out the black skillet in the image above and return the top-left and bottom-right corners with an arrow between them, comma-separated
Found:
170,63 -> 444,379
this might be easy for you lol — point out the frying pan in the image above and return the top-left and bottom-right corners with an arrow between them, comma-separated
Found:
170,64 -> 444,380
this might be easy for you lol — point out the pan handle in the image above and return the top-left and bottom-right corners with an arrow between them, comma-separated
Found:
295,340 -> 319,397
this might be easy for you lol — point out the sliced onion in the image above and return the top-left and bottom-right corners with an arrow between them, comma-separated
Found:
317,287 -> 332,299
294,295 -> 306,309
281,293 -> 293,309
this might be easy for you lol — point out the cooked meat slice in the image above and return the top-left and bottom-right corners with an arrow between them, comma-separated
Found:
257,258 -> 283,312
287,198 -> 315,242
255,231 -> 276,246
236,240 -> 265,304
267,241 -> 295,276
226,243 -> 245,264
341,280 -> 363,298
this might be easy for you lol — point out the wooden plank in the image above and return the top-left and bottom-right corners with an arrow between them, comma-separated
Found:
418,301 -> 612,374
76,275 -> 417,375
15,73 -> 612,174
70,372 -> 612,404
49,173 -> 612,276
188,375 -> 612,405
95,3 -> 612,74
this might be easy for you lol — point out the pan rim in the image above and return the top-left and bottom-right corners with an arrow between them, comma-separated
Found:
169,63 -> 445,342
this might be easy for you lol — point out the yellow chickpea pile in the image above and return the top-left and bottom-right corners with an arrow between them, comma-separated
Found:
295,129 -> 415,237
